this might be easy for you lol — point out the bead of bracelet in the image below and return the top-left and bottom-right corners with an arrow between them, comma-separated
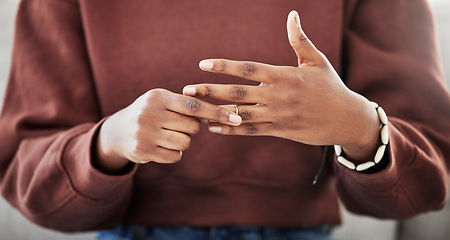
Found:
335,101 -> 389,172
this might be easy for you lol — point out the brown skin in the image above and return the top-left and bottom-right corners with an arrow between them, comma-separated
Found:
95,88 -> 242,174
95,10 -> 380,174
184,11 -> 381,164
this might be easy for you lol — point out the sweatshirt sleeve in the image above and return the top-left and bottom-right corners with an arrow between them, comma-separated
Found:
335,0 -> 450,219
0,0 -> 135,231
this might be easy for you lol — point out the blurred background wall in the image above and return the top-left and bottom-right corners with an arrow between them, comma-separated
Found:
0,0 -> 449,239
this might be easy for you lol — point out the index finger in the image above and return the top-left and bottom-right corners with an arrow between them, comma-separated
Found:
166,93 -> 242,126
199,59 -> 278,83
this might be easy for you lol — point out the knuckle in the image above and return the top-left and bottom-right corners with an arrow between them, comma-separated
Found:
245,123 -> 258,134
191,122 -> 201,134
165,151 -> 182,163
146,88 -> 166,99
227,126 -> 235,135
177,135 -> 191,151
185,98 -> 201,112
239,110 -> 252,121
144,89 -> 169,107
290,33 -> 310,53
182,138 -> 191,150
204,85 -> 212,97
299,32 -> 309,43
230,86 -> 247,100
215,107 -> 228,122
166,134 -> 191,151
240,63 -> 257,77
153,149 -> 180,164
216,60 -> 227,72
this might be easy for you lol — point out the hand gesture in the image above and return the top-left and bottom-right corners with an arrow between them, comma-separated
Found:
95,88 -> 242,173
183,11 -> 380,162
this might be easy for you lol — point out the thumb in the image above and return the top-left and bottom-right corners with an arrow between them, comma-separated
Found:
287,10 -> 322,66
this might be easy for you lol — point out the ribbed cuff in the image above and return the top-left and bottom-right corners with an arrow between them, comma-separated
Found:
60,119 -> 137,200
335,124 -> 412,192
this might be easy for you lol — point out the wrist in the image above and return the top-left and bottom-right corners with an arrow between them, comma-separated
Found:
93,116 -> 131,175
340,100 -> 381,163
336,101 -> 389,171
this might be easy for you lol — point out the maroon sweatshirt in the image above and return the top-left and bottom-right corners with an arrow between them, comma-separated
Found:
1,0 -> 449,232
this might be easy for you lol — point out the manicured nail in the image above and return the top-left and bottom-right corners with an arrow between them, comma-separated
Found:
292,11 -> 300,28
229,113 -> 242,125
183,86 -> 196,96
209,126 -> 222,133
199,60 -> 214,70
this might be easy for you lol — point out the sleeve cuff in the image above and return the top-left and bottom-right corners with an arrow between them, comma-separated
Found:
335,123 -> 413,192
60,119 -> 137,200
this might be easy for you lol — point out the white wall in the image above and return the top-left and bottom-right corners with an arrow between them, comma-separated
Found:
0,0 -> 449,239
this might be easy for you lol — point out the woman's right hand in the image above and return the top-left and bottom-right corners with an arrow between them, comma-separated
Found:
94,88 -> 242,174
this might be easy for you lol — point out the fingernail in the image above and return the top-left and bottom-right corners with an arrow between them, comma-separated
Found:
209,126 -> 222,133
199,60 -> 214,70
201,118 -> 210,124
229,113 -> 242,125
183,86 -> 196,96
293,11 -> 301,28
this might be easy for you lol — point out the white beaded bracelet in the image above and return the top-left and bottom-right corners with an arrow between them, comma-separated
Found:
335,102 -> 389,172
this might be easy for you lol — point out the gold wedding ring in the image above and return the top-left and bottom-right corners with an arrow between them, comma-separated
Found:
233,105 -> 239,115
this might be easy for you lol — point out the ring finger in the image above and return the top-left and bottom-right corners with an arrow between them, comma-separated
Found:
220,104 -> 271,123
209,122 -> 273,136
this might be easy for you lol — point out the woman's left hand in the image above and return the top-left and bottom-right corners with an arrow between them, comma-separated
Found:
183,10 -> 380,162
